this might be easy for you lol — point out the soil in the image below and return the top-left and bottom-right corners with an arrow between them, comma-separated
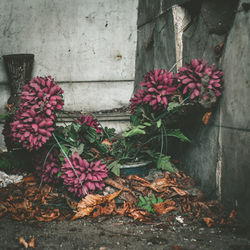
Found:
0,215 -> 250,250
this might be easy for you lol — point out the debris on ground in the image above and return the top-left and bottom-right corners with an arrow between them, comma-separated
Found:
0,170 -> 24,188
0,170 -> 237,228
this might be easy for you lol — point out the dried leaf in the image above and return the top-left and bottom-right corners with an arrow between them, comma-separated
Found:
102,139 -> 112,146
72,191 -> 121,220
127,175 -> 151,185
11,213 -> 25,221
171,187 -> 187,196
229,209 -> 237,220
92,200 -> 116,218
202,112 -> 212,125
19,237 -> 28,248
153,201 -> 178,215
28,237 -> 35,248
116,201 -> 131,216
13,198 -> 33,210
35,209 -> 60,222
128,207 -> 152,222
104,178 -> 135,195
119,191 -> 138,203
203,217 -> 214,227
23,175 -> 38,183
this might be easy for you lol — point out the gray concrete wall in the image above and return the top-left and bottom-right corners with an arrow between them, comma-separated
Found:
0,0 -> 138,114
0,0 -> 138,148
135,0 -> 176,91
135,0 -> 250,221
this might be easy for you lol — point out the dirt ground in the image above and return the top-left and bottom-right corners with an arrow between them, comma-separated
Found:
0,215 -> 250,250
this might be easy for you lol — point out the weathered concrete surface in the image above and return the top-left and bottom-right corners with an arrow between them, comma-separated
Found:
221,129 -> 250,219
137,0 -> 162,27
1,217 -> 250,249
135,0 -> 250,221
0,0 -> 138,148
180,0 -> 250,221
180,0 -> 237,201
60,81 -> 134,112
0,84 -> 9,114
134,21 -> 155,90
0,0 -> 138,82
0,0 -> 138,110
135,0 -> 176,90
220,0 -> 250,220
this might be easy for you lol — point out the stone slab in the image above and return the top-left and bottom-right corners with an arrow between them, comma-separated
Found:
134,21 -> 155,90
60,81 -> 134,112
221,1 -> 250,129
0,0 -> 138,82
180,122 -> 220,198
154,11 -> 176,71
137,0 -> 161,27
221,127 -> 250,221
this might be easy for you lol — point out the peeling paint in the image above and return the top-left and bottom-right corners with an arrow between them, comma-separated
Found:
172,5 -> 190,69
216,107 -> 223,200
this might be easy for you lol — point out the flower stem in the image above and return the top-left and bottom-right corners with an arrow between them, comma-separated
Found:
52,133 -> 88,196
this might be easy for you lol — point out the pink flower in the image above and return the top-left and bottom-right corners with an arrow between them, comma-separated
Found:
10,76 -> 64,150
33,147 -> 61,184
176,59 -> 223,101
61,153 -> 108,198
130,89 -> 147,113
75,114 -> 103,133
130,69 -> 177,111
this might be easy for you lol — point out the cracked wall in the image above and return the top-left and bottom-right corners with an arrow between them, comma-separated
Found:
0,0 -> 138,114
135,0 -> 250,222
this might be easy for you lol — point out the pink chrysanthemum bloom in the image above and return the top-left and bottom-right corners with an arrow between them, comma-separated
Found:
10,76 -> 64,150
130,69 -> 177,111
61,153 -> 108,198
130,89 -> 147,113
75,114 -> 103,133
176,58 -> 223,101
33,147 -> 61,184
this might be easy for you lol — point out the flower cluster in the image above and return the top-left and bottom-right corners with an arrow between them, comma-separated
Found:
176,58 -> 223,101
10,76 -> 64,150
130,60 -> 223,113
33,147 -> 61,184
130,69 -> 177,112
75,114 -> 103,133
61,153 -> 108,198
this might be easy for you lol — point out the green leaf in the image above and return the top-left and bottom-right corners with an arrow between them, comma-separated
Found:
157,197 -> 163,203
156,119 -> 162,128
157,155 -> 175,173
60,144 -> 70,156
151,194 -> 157,204
122,127 -> 146,137
111,165 -> 120,176
166,129 -> 190,142
139,196 -> 145,203
70,144 -> 84,155
107,161 -> 121,176
167,102 -> 181,112
143,122 -> 152,127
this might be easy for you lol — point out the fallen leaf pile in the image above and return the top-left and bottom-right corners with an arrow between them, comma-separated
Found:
0,175 -> 73,221
0,171 -> 236,227
73,172 -> 236,225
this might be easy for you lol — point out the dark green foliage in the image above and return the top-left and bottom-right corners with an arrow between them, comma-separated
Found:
137,194 -> 163,213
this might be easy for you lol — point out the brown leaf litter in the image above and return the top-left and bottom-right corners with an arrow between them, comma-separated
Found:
0,171 -> 237,226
